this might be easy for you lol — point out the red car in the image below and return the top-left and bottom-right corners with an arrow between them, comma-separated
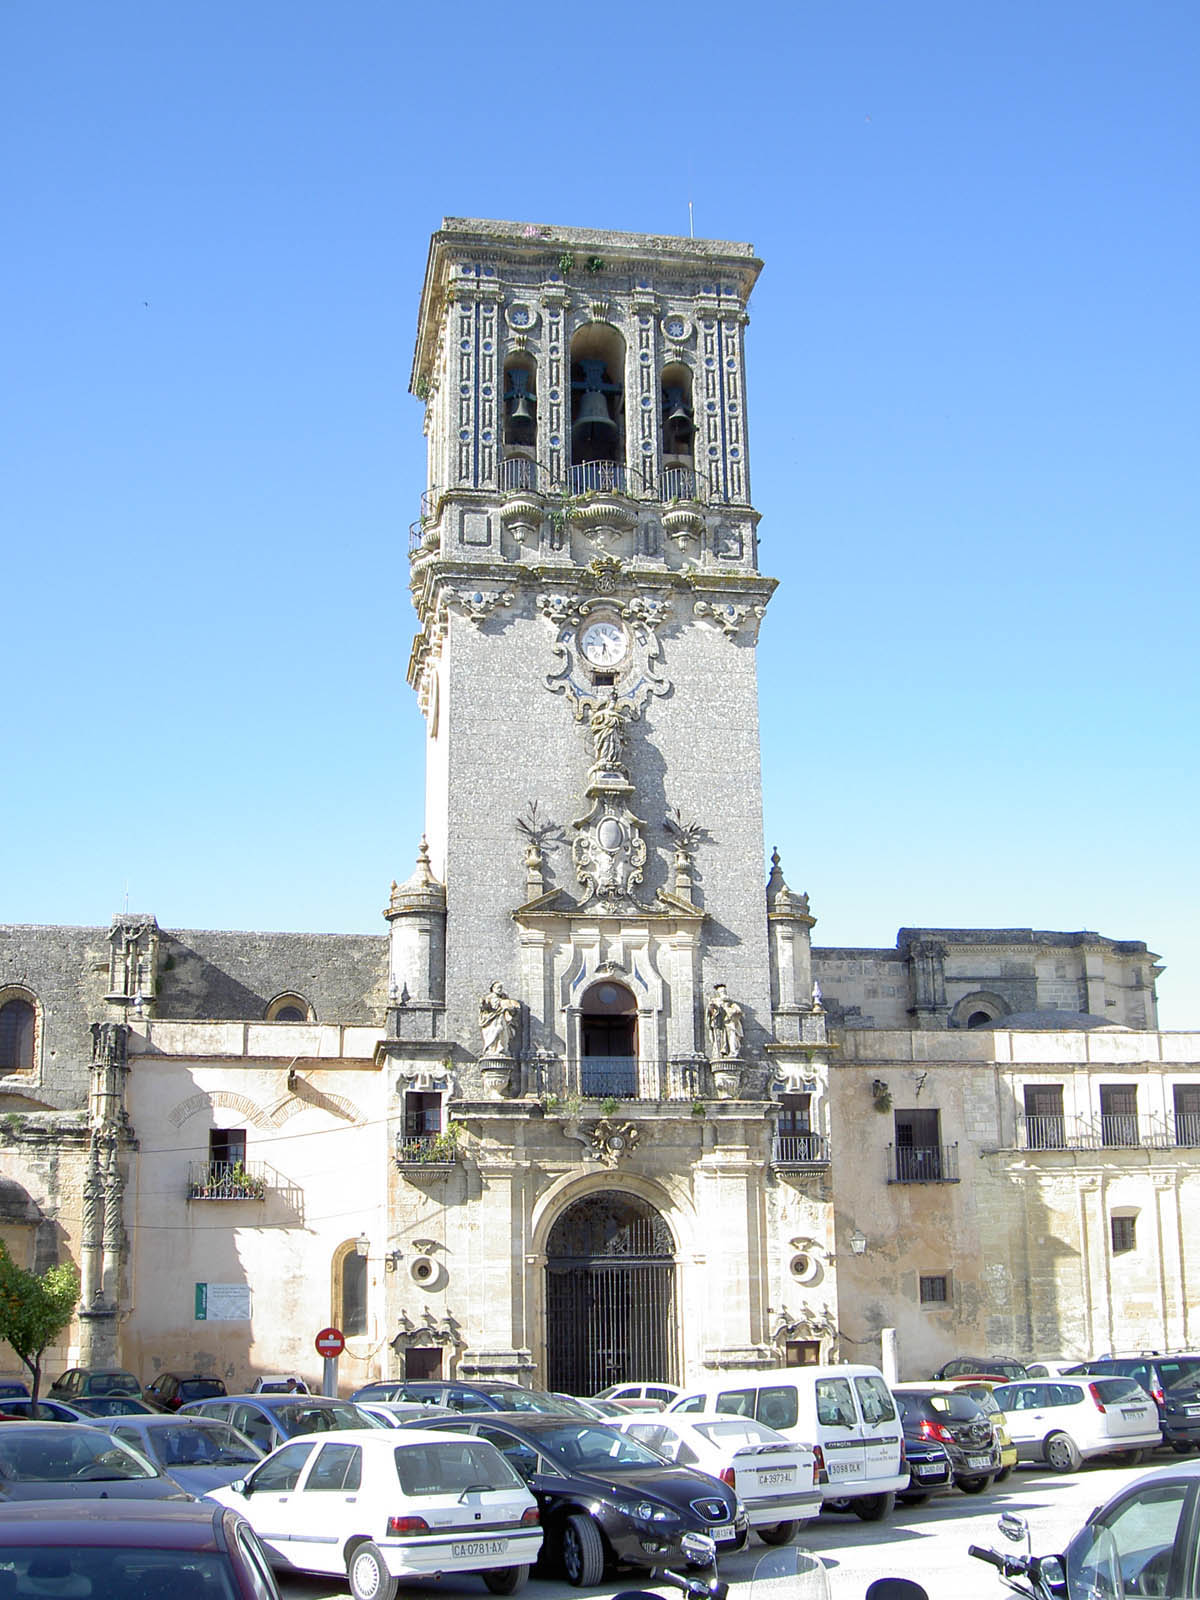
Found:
0,1500 -> 282,1600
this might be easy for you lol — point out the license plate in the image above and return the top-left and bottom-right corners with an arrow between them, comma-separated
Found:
451,1541 -> 507,1559
1121,1408 -> 1145,1419
1186,1406 -> 1200,1417
915,1464 -> 943,1478
710,1524 -> 736,1542
966,1456 -> 992,1469
756,1470 -> 795,1487
828,1461 -> 857,1476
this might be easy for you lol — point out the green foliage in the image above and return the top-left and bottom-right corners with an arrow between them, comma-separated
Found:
557,252 -> 575,276
0,1243 -> 79,1405
600,1096 -> 619,1117
584,256 -> 605,275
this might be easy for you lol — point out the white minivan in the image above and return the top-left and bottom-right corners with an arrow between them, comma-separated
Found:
668,1364 -> 907,1521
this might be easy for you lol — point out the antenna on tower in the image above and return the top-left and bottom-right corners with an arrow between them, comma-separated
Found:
688,199 -> 694,239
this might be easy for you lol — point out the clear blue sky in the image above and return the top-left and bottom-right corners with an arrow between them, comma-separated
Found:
4,2 -> 1197,1026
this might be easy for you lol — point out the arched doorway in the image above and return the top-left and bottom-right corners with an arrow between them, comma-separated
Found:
580,980 -> 636,1098
545,1192 -> 677,1395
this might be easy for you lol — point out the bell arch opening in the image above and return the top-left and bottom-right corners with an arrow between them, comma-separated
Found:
544,1191 -> 677,1395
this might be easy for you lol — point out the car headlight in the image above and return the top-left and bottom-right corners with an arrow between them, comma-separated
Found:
618,1499 -> 678,1524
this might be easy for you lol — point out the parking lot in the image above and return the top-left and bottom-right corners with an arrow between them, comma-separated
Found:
278,1458 -> 1146,1600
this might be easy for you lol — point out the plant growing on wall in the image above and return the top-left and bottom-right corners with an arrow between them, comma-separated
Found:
0,1244 -> 79,1410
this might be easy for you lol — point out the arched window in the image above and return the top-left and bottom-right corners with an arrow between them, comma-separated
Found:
265,994 -> 312,1023
0,997 -> 36,1073
580,980 -> 637,1097
661,362 -> 695,479
570,326 -> 625,489
502,357 -> 537,453
335,1242 -> 368,1338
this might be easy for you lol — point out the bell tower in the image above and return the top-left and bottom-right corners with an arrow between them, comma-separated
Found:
399,218 -> 778,1097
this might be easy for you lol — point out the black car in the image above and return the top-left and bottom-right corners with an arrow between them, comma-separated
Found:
144,1372 -> 228,1412
351,1378 -> 595,1417
400,1412 -> 746,1586
1079,1354 -> 1200,1452
932,1358 -> 1030,1383
897,1429 -> 954,1504
892,1388 -> 1002,1492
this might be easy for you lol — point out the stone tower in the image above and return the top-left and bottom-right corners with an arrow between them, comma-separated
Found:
384,219 -> 833,1389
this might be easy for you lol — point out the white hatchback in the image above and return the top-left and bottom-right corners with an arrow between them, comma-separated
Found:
991,1377 -> 1161,1472
611,1410 -> 821,1544
206,1426 -> 542,1597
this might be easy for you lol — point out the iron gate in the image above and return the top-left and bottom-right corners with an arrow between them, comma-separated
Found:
545,1192 -> 677,1395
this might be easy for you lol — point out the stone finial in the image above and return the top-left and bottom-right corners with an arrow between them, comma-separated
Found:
386,838 -> 446,918
766,848 -> 812,919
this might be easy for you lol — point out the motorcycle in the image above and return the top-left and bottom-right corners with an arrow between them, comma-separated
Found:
969,1509 -> 1106,1600
612,1543 -> 831,1600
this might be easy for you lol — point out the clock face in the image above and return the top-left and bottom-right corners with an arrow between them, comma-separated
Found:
579,619 -> 628,667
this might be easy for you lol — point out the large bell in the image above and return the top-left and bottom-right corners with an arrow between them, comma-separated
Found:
504,372 -> 536,443
571,360 -> 620,459
663,386 -> 694,443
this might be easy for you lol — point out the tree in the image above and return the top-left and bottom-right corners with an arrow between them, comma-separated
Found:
0,1242 -> 79,1408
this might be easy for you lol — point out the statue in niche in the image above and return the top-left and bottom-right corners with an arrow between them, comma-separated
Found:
588,690 -> 631,773
706,985 -> 744,1059
478,982 -> 520,1058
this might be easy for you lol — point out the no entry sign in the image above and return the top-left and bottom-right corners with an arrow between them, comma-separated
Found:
315,1326 -> 346,1359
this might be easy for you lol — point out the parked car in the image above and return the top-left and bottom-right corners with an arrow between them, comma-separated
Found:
611,1409 -> 821,1543
401,1412 -> 742,1584
669,1364 -> 906,1522
897,1428 -> 954,1504
1024,1359 -> 1088,1378
1076,1353 -> 1200,1452
179,1394 -> 383,1454
931,1358 -> 1030,1383
594,1382 -> 682,1409
48,1367 -> 146,1402
144,1372 -> 229,1411
207,1425 -> 542,1597
0,1422 -> 189,1501
891,1385 -> 1003,1492
0,1498 -> 282,1600
991,1376 -> 1162,1471
0,1382 -> 30,1402
107,1413 -> 265,1494
249,1375 -> 310,1394
352,1400 -> 457,1428
0,1397 -> 155,1423
351,1379 -> 595,1417
938,1381 -> 1019,1479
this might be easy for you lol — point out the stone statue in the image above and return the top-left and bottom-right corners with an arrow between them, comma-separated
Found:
706,985 -> 744,1059
589,691 -> 629,771
478,982 -> 520,1057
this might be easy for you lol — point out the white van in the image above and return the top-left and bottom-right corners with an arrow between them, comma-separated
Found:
668,1364 -> 906,1520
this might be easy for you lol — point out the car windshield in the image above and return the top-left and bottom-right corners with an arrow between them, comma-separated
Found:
484,1389 -> 593,1417
0,1430 -> 158,1482
0,1549 -> 241,1600
959,1387 -> 1001,1416
393,1439 -> 522,1494
140,1423 -> 262,1469
925,1393 -> 986,1421
178,1381 -> 226,1402
76,1398 -> 154,1417
539,1424 -> 669,1470
87,1374 -> 143,1396
274,1402 -> 368,1433
695,1418 -> 780,1447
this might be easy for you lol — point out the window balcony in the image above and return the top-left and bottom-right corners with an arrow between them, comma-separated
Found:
394,1131 -> 459,1173
535,1057 -> 706,1105
187,1160 -> 273,1201
1015,1114 -> 1198,1152
568,461 -> 628,497
771,1133 -> 831,1169
887,1143 -> 960,1184
499,455 -> 541,493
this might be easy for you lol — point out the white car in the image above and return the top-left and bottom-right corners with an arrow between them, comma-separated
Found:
611,1410 -> 821,1544
593,1382 -> 681,1410
991,1377 -> 1161,1472
206,1426 -> 542,1597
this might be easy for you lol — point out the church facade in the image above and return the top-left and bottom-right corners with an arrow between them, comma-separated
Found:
3,219 -> 1198,1393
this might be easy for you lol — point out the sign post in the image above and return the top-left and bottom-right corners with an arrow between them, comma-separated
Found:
315,1325 -> 346,1397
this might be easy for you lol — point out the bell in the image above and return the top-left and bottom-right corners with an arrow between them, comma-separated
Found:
572,361 -> 620,456
504,371 -> 537,444
508,391 -> 535,428
663,386 -> 693,442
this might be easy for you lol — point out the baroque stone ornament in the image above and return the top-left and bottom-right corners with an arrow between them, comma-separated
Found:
693,598 -> 765,637
589,1119 -> 640,1167
445,587 -> 516,625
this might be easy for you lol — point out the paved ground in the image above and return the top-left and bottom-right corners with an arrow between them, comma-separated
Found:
278,1458 -> 1150,1600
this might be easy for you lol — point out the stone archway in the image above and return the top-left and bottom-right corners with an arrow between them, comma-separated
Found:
544,1191 -> 677,1395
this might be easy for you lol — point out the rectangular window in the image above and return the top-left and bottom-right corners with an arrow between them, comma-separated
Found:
1174,1084 -> 1200,1147
920,1274 -> 949,1304
209,1128 -> 246,1167
1023,1084 -> 1066,1149
1100,1085 -> 1138,1147
1111,1215 -> 1136,1254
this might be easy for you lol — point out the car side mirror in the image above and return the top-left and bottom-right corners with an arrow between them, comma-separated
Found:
230,1479 -> 249,1496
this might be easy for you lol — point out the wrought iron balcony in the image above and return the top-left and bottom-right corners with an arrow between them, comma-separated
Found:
887,1143 -> 960,1184
771,1133 -> 831,1169
500,455 -> 541,493
408,487 -> 442,554
394,1132 -> 459,1170
534,1057 -> 706,1105
187,1160 -> 271,1201
660,467 -> 699,502
568,461 -> 627,497
1016,1113 -> 1200,1152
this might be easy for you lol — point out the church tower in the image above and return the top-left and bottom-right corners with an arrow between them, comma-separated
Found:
385,219 -> 833,1390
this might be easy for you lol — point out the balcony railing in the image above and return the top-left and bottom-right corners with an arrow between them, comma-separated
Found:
661,467 -> 699,502
887,1144 -> 960,1184
188,1160 -> 271,1201
771,1133 -> 831,1168
568,461 -> 627,497
1016,1114 -> 1200,1152
500,456 -> 540,493
408,487 -> 442,554
394,1132 -> 459,1170
534,1057 -> 706,1104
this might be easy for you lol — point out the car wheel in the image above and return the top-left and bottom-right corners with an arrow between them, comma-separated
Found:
1171,1442 -> 1193,1455
852,1492 -> 895,1522
482,1566 -> 530,1595
561,1513 -> 605,1588
347,1542 -> 398,1600
1121,1449 -> 1147,1467
1044,1431 -> 1082,1473
957,1475 -> 990,1494
994,1466 -> 1012,1483
824,1496 -> 852,1513
757,1521 -> 798,1546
